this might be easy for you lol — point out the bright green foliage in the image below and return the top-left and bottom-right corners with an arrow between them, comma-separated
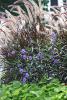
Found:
0,79 -> 67,100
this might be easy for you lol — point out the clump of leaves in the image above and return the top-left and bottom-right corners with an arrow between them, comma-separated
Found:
0,79 -> 67,100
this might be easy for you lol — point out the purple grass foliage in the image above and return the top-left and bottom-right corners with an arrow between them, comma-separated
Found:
11,50 -> 16,55
2,51 -> 8,57
7,52 -> 12,57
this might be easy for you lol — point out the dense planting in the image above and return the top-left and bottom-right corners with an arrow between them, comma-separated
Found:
0,0 -> 67,100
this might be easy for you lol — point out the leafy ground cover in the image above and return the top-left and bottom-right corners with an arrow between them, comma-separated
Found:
0,79 -> 67,100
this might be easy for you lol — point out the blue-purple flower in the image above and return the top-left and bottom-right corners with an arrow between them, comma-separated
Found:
28,56 -> 32,61
25,72 -> 29,78
36,52 -> 43,60
21,55 -> 27,60
20,49 -> 26,55
53,59 -> 60,65
51,52 -> 60,66
19,68 -> 24,74
22,77 -> 27,83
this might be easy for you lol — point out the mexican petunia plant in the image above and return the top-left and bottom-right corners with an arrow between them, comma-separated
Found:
1,34 -> 67,84
1,43 -> 50,84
